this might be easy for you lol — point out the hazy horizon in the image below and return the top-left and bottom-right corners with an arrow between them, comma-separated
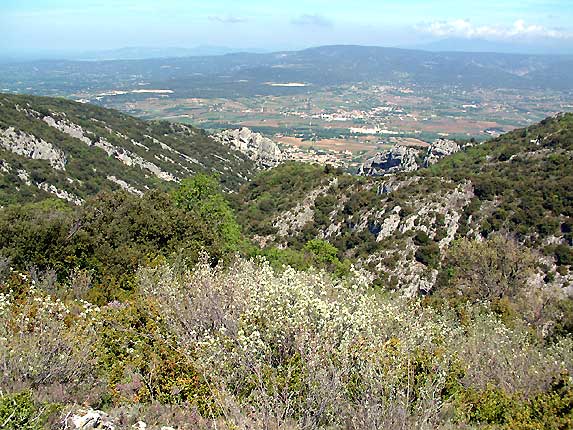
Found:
2,0 -> 573,59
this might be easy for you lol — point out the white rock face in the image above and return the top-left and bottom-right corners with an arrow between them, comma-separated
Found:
0,127 -> 67,170
70,409 -> 115,429
274,179 -> 337,237
17,169 -> 32,186
37,182 -> 84,205
361,139 -> 461,176
145,134 -> 202,167
423,138 -> 460,167
360,145 -> 420,176
376,207 -> 402,241
104,139 -> 178,182
107,175 -> 144,196
43,115 -> 92,145
41,114 -> 178,182
0,160 -> 10,174
213,127 -> 283,167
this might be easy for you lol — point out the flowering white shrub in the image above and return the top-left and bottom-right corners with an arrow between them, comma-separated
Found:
140,258 -> 464,429
139,257 -> 573,429
0,283 -> 103,403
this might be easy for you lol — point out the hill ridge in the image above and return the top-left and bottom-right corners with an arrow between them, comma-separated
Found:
0,93 -> 257,205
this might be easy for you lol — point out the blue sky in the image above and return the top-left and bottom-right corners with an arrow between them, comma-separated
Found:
1,0 -> 572,53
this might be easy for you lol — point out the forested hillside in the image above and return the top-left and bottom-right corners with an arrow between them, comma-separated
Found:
234,113 -> 573,294
0,93 -> 256,206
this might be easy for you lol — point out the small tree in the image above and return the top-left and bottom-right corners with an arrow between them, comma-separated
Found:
173,174 -> 242,253
439,234 -> 537,303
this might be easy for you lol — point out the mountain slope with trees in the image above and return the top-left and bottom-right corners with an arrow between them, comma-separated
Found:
0,93 -> 257,206
233,113 -> 573,294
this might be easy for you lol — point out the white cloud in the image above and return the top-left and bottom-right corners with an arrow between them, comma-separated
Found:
208,15 -> 247,24
418,19 -> 571,40
291,14 -> 333,28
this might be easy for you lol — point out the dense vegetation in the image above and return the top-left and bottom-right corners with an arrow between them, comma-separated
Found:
426,113 -> 573,245
0,175 -> 245,305
1,113 -> 573,429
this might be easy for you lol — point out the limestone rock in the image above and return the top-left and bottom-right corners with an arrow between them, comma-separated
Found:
360,145 -> 420,176
107,175 -> 144,196
423,138 -> 460,167
361,139 -> 461,176
0,127 -> 67,170
376,206 -> 402,241
37,182 -> 84,205
213,127 -> 283,167
70,409 -> 115,429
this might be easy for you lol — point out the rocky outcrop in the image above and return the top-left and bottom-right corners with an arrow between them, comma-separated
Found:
69,409 -> 115,429
95,137 -> 178,182
67,409 -> 176,430
213,127 -> 283,167
41,115 -> 179,182
107,175 -> 144,196
360,139 -> 461,176
43,115 -> 93,145
274,179 -> 338,237
423,138 -> 460,167
37,182 -> 84,205
0,127 -> 67,170
359,145 -> 420,176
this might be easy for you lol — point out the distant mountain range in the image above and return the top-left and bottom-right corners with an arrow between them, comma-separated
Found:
1,45 -> 572,100
72,46 -> 272,61
0,46 -> 272,63
3,40 -> 572,65
405,38 -> 573,55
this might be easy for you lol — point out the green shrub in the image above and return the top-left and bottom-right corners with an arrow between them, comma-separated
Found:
454,375 -> 573,430
96,298 -> 213,411
554,244 -> 573,267
173,174 -> 242,254
0,391 -> 58,430
0,184 -> 241,303
435,235 -> 536,303
414,230 -> 431,246
415,242 -> 441,268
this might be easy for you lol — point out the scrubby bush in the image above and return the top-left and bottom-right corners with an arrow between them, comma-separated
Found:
0,278 -> 104,405
139,258 -> 457,428
437,234 -> 537,303
414,242 -> 441,268
0,391 -> 57,430
138,257 -> 573,429
0,180 -> 244,303
0,255 -> 570,429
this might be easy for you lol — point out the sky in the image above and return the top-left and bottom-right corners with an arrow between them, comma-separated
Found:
1,0 -> 572,55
